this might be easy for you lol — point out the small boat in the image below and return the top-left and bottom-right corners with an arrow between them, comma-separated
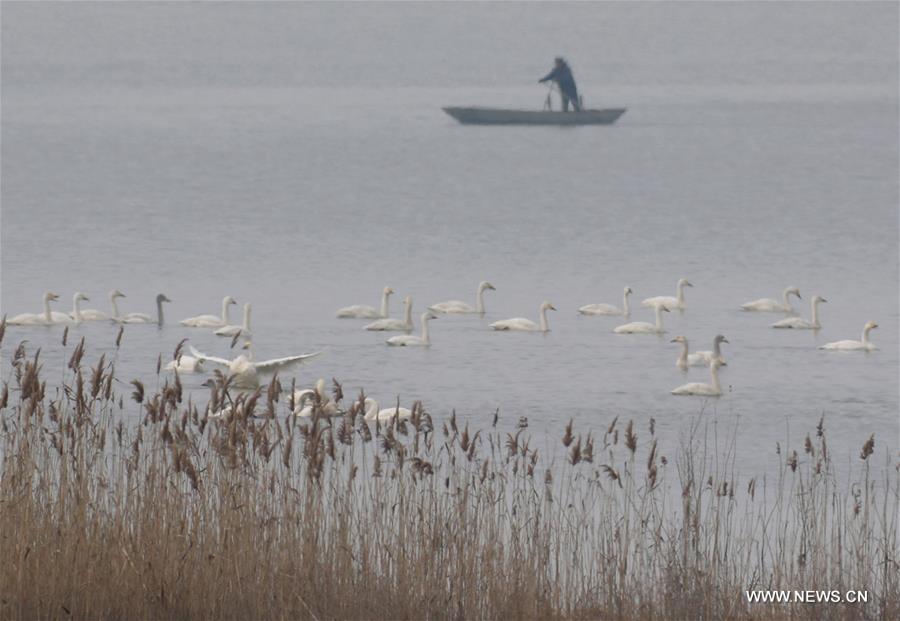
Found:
443,106 -> 626,126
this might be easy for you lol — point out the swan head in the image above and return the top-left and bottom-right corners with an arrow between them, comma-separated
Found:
715,334 -> 729,344
624,286 -> 633,295
384,287 -> 394,296
44,292 -> 60,302
813,295 -> 827,305
403,296 -> 412,307
201,379 -> 217,389
678,279 -> 693,288
786,287 -> 801,300
864,320 -> 878,331
479,281 -> 496,292
110,289 -> 126,299
241,340 -> 252,350
315,378 -> 327,397
541,301 -> 557,312
224,296 -> 237,306
422,311 -> 438,322
670,335 -> 687,344
157,294 -> 172,304
710,359 -> 724,370
74,292 -> 89,302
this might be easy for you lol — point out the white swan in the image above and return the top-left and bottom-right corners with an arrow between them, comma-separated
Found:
181,296 -> 237,328
293,379 -> 341,417
78,289 -> 124,321
429,281 -> 496,315
820,321 -> 878,351
387,312 -> 438,346
112,293 -> 171,325
614,304 -> 669,334
741,286 -> 801,313
8,291 -> 60,325
364,296 -> 413,331
692,334 -> 729,366
671,359 -> 724,397
490,301 -> 556,332
772,296 -> 826,329
190,342 -> 322,391
336,287 -> 394,319
164,356 -> 206,373
642,278 -> 693,311
671,336 -> 707,370
51,292 -> 90,323
363,398 -> 412,422
215,303 -> 251,337
579,286 -> 632,316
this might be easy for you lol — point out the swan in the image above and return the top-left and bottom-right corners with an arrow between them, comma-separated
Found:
215,303 -> 251,337
671,336 -> 707,369
429,281 -> 496,315
387,312 -> 438,346
164,356 -> 206,373
363,398 -> 412,422
293,378 -> 341,418
642,278 -> 693,311
490,301 -> 557,332
181,296 -> 237,328
772,296 -> 826,329
692,334 -> 729,365
337,287 -> 394,319
579,286 -> 632,316
741,286 -> 801,313
614,304 -> 669,334
820,321 -> 878,351
112,294 -> 171,325
51,292 -> 90,323
364,296 -> 413,331
8,291 -> 60,325
671,359 -> 724,397
190,342 -> 323,391
78,289 -> 124,321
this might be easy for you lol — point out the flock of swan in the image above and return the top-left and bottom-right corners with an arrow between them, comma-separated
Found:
4,278 -> 880,407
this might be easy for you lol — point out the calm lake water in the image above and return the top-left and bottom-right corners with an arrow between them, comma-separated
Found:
2,2 -> 897,473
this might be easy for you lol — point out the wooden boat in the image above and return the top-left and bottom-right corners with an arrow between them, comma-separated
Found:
443,106 -> 626,126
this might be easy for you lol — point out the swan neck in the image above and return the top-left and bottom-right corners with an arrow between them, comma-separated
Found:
421,319 -> 431,345
364,400 -> 378,420
221,298 -> 230,322
539,307 -> 549,332
711,365 -> 721,393
476,285 -> 485,314
862,326 -> 872,344
404,301 -> 413,325
713,339 -> 721,357
243,306 -> 252,330
380,291 -> 390,318
678,341 -> 688,364
811,300 -> 820,326
623,291 -> 630,316
110,296 -> 120,319
654,305 -> 664,330
43,297 -> 52,322
157,298 -> 165,327
676,283 -> 685,303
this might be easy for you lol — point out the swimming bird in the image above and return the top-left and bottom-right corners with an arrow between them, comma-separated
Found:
181,296 -> 237,328
112,293 -> 171,326
642,278 -> 693,311
215,303 -> 251,337
293,379 -> 341,417
490,301 -> 556,332
387,312 -> 438,346
671,336 -> 707,370
692,334 -> 729,366
820,320 -> 878,351
164,356 -> 206,373
579,286 -> 632,316
78,289 -> 125,321
364,296 -> 413,331
189,342 -> 322,391
363,398 -> 412,422
772,296 -> 826,329
671,359 -> 724,397
8,292 -> 60,325
614,304 -> 669,334
336,287 -> 394,319
429,281 -> 496,315
740,286 -> 801,313
53,292 -> 90,323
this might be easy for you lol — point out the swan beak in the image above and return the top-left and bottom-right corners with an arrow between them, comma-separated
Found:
820,298 -> 828,303
49,293 -> 59,301
722,338 -> 730,344
685,282 -> 693,287
669,338 -> 678,343
549,305 -> 557,311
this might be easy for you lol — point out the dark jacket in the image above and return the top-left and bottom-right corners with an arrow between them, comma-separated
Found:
539,61 -> 578,99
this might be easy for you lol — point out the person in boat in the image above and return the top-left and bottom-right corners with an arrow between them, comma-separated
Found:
539,57 -> 581,112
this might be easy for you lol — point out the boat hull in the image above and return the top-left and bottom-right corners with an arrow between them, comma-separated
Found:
443,107 -> 626,126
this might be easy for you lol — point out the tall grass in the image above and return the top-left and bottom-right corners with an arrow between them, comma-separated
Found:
0,326 -> 897,620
